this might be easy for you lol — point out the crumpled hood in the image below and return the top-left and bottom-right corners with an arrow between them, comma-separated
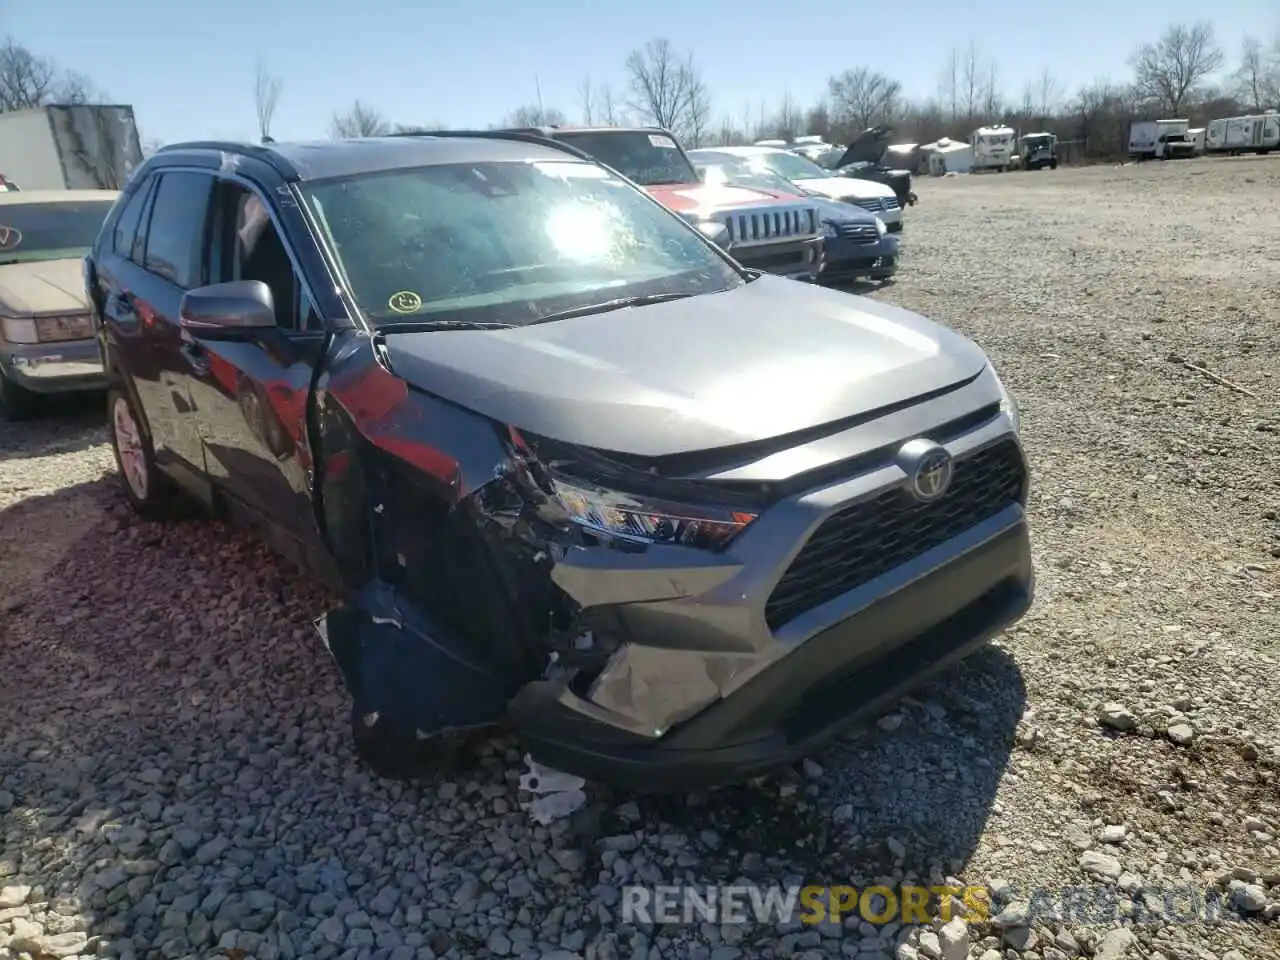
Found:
837,125 -> 892,167
0,258 -> 90,315
380,276 -> 988,458
646,182 -> 806,215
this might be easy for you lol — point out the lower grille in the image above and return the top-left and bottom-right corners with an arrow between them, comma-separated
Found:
764,439 -> 1026,630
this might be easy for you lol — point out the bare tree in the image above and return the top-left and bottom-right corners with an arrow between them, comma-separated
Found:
0,37 -> 57,110
1233,37 -> 1280,112
57,70 -> 108,104
938,46 -> 960,121
772,90 -> 802,141
503,103 -> 567,127
828,67 -> 902,131
1130,21 -> 1224,115
624,38 -> 711,143
959,39 -> 1000,120
600,84 -> 621,125
329,101 -> 391,139
577,75 -> 594,125
253,60 -> 283,142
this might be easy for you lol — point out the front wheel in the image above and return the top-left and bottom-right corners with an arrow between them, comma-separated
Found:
107,386 -> 183,521
0,369 -> 38,421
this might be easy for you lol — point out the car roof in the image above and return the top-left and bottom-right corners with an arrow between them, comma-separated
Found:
159,135 -> 587,182
0,189 -> 120,205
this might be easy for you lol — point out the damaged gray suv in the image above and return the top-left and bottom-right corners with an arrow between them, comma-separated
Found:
84,132 -> 1033,791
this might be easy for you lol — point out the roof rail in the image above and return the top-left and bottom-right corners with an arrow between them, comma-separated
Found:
156,140 -> 299,179
384,128 -> 599,164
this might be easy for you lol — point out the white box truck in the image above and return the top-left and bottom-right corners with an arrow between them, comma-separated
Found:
1128,119 -> 1196,160
0,104 -> 144,191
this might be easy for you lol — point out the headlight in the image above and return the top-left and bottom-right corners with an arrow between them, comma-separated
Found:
0,317 -> 38,344
822,221 -> 838,238
874,217 -> 887,236
552,475 -> 757,551
991,365 -> 1020,433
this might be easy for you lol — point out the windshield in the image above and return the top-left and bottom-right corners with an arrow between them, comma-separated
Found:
301,160 -> 742,327
699,162 -> 803,196
0,200 -> 115,263
750,151 -> 830,182
549,130 -> 698,186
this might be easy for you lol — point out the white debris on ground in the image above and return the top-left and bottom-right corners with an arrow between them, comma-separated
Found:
518,755 -> 587,825
1,158 -> 1278,959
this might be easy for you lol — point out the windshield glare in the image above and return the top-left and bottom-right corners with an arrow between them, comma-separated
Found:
302,160 -> 741,327
753,151 -> 829,182
0,201 -> 115,263
700,163 -> 800,196
550,131 -> 697,186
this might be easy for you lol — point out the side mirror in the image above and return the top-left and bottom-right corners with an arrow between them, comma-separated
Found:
180,280 -> 276,338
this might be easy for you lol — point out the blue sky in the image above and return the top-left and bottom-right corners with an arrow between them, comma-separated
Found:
8,1 -> 1272,144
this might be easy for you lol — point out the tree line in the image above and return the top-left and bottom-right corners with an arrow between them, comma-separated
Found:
4,23 -> 1278,164
323,23 -> 1276,162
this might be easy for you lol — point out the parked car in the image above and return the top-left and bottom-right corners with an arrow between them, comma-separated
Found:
85,132 -> 1031,791
0,189 -> 116,419
470,125 -> 823,282
829,125 -> 918,207
688,146 -> 904,232
696,161 -> 899,285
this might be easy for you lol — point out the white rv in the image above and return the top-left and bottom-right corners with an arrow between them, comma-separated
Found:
1204,114 -> 1280,155
1128,119 -> 1196,160
969,125 -> 1016,172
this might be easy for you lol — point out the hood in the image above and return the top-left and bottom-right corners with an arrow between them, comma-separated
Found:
380,276 -> 988,459
836,124 -> 893,168
645,182 -> 806,215
0,258 -> 91,315
796,175 -> 896,202
810,196 -> 879,225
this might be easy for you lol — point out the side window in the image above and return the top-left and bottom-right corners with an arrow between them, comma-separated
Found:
143,171 -> 213,288
112,178 -> 153,258
213,180 -> 312,330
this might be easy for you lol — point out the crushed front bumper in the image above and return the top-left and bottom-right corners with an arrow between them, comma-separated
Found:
0,339 -> 106,394
510,408 -> 1033,791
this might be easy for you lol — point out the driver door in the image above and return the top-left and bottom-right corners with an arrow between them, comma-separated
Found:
180,177 -> 330,571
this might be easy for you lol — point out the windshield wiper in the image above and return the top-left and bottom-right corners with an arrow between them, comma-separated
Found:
529,292 -> 694,325
378,319 -> 515,333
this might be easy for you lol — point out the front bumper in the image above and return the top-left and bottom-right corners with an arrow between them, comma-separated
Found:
510,405 -> 1032,791
819,235 -> 900,284
0,339 -> 106,393
731,237 -> 821,282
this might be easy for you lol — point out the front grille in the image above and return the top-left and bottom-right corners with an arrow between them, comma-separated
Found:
719,204 -> 819,246
836,222 -> 879,242
764,439 -> 1026,630
852,197 -> 901,215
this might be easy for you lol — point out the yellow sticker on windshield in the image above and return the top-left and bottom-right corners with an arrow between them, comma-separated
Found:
388,290 -> 423,314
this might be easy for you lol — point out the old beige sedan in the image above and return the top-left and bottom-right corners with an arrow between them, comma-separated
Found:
0,189 -> 118,419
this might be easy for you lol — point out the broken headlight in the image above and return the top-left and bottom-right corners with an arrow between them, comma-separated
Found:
551,476 -> 757,551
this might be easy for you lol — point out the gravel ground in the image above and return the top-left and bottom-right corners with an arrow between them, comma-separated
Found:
2,157 -> 1278,960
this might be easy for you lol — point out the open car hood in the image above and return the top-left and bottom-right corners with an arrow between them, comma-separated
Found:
380,276 -> 988,459
837,124 -> 893,168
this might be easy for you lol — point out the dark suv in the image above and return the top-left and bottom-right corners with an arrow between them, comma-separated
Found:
84,133 -> 1033,790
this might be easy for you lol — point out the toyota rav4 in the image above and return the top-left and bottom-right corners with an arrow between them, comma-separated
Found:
84,131 -> 1033,791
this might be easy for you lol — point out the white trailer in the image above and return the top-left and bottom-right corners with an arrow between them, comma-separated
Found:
969,125 -> 1016,172
1128,119 -> 1195,160
1204,114 -> 1280,155
0,104 -> 143,191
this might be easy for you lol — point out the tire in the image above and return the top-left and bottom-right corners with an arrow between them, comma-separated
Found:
0,369 -> 39,421
107,385 -> 184,521
350,703 -> 480,781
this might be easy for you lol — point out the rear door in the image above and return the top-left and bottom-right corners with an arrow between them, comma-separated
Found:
181,175 -> 331,571
95,169 -> 213,491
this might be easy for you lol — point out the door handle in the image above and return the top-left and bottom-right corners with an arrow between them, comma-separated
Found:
179,341 -> 210,376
